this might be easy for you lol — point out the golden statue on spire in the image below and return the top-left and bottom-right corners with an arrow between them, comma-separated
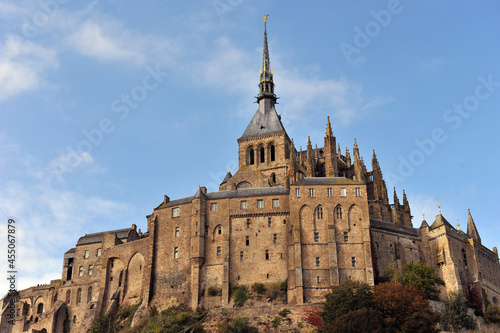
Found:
262,14 -> 269,23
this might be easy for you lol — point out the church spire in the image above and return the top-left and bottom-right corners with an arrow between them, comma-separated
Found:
257,15 -> 276,102
467,208 -> 481,244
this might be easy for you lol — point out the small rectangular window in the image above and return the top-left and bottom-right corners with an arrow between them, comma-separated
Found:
309,188 -> 315,197
246,219 -> 251,229
316,257 -> 320,268
352,257 -> 356,267
84,250 -> 89,259
217,226 -> 222,235
344,232 -> 349,242
265,250 -> 269,260
174,247 -> 179,258
240,251 -> 244,261
175,227 -> 180,238
172,207 -> 180,217
314,232 -> 319,242
257,199 -> 264,209
355,188 -> 361,197
268,218 -> 272,228
327,188 -> 332,197
272,199 -> 279,208
79,266 -> 84,277
88,265 -> 93,275
246,236 -> 249,246
295,188 -> 301,198
97,248 -> 101,257
210,203 -> 217,212
340,188 -> 346,197
217,246 -> 221,257
317,276 -> 320,283
273,234 -> 277,244
240,201 -> 247,210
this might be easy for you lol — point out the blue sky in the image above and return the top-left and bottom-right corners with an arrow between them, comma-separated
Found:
1,1 -> 499,293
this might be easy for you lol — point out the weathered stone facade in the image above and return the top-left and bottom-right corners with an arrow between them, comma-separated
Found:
2,22 -> 499,333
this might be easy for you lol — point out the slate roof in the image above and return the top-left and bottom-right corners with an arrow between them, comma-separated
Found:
292,177 -> 364,186
239,103 -> 286,139
220,171 -> 232,185
156,187 -> 289,209
77,228 -> 132,246
370,219 -> 419,237
430,214 -> 454,230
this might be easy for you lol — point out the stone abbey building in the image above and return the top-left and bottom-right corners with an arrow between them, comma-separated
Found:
2,20 -> 500,333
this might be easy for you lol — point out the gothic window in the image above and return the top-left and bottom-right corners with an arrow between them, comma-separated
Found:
271,173 -> 276,183
37,303 -> 44,314
87,287 -> 93,303
249,148 -> 255,165
317,206 -> 323,219
73,316 -> 77,323
217,226 -> 222,235
174,247 -> 179,259
260,147 -> 265,163
76,288 -> 82,305
336,206 -> 343,219
270,145 -> 275,161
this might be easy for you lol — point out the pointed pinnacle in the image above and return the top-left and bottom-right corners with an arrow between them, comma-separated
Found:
354,138 -> 358,149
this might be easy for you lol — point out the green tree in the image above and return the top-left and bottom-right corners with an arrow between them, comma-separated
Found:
440,291 -> 475,331
319,280 -> 373,327
323,307 -> 385,333
373,282 -> 439,333
400,262 -> 445,300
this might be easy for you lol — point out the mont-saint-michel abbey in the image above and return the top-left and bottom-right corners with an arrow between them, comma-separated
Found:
2,19 -> 500,333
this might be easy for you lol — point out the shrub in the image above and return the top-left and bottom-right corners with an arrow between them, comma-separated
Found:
485,304 -> 500,324
233,286 -> 249,308
278,308 -> 291,317
251,282 -> 266,294
440,291 -> 475,331
271,316 -> 281,327
323,307 -> 385,333
218,317 -> 255,333
303,307 -> 322,330
279,280 -> 287,293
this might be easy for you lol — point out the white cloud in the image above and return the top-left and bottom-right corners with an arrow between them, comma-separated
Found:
0,34 -> 58,100
68,20 -> 145,64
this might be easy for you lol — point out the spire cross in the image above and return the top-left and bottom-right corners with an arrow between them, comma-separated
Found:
437,199 -> 441,214
456,215 -> 460,230
422,210 -> 425,220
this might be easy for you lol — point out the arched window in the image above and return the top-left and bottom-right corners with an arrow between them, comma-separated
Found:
76,288 -> 82,305
317,206 -> 323,219
87,287 -> 93,303
336,206 -> 342,219
22,303 -> 29,316
270,145 -> 275,161
73,315 -> 77,323
249,149 -> 255,165
271,173 -> 276,183
37,303 -> 44,314
66,290 -> 71,303
260,147 -> 265,163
